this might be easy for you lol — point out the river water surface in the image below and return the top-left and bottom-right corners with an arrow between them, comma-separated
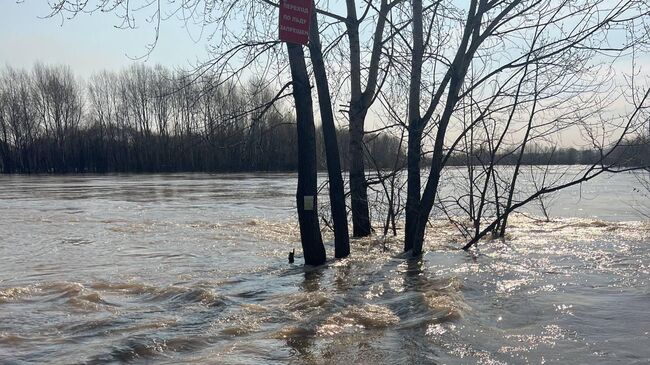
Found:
0,170 -> 649,364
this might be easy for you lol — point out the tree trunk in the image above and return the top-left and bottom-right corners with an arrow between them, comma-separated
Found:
349,109 -> 371,237
342,0 -> 392,239
405,0 -> 481,254
286,42 -> 326,266
404,0 -> 424,253
345,0 -> 372,238
308,12 -> 350,258
404,125 -> 422,252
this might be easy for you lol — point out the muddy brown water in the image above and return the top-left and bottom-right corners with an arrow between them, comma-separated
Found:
0,170 -> 649,364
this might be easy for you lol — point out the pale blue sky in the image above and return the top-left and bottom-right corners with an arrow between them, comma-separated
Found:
0,1 -> 211,76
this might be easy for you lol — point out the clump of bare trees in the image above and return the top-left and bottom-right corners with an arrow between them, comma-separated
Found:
0,64 -> 299,173
20,0 -> 650,263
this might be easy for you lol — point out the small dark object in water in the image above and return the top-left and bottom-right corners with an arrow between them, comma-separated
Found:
288,249 -> 295,264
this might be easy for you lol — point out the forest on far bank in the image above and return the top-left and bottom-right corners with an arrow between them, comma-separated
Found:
1,64 -> 648,174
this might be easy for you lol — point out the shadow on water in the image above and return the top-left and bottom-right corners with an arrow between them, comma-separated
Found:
280,267 -> 325,361
301,266 -> 324,293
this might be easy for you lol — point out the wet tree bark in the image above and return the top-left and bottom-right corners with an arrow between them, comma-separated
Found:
286,42 -> 326,266
308,12 -> 350,258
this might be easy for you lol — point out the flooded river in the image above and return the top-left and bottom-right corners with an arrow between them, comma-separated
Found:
0,170 -> 649,364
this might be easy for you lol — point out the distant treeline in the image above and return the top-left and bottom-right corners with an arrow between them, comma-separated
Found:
445,140 -> 650,167
0,64 -> 402,173
0,64 -> 647,174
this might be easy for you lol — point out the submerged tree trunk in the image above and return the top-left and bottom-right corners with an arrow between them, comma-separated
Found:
286,42 -> 326,266
346,0 -> 371,238
404,125 -> 422,252
308,12 -> 350,258
404,0 -> 424,253
405,0 -> 480,255
343,0 -> 392,238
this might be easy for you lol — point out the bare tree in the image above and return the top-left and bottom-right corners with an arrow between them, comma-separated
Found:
286,42 -> 327,265
308,11 -> 350,258
394,0 -> 650,255
31,63 -> 83,172
0,67 -> 38,172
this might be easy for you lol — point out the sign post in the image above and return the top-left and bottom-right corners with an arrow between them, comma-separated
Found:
280,0 -> 326,264
279,0 -> 313,45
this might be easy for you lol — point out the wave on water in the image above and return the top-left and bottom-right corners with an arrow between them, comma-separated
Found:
0,280 -> 227,310
89,281 -> 227,308
318,304 -> 400,335
87,335 -> 209,364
